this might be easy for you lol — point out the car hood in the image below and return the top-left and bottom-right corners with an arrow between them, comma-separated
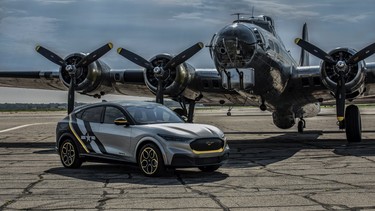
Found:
142,123 -> 224,139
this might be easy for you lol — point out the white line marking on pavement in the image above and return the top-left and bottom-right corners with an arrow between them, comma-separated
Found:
0,123 -> 54,133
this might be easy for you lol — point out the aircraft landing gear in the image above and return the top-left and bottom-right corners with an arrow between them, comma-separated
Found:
260,97 -> 267,111
227,106 -> 233,116
345,105 -> 362,143
174,96 -> 201,123
298,118 -> 306,133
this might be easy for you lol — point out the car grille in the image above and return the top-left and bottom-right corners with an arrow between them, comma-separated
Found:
190,138 -> 224,151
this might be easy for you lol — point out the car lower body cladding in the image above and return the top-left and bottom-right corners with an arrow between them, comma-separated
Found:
170,152 -> 229,167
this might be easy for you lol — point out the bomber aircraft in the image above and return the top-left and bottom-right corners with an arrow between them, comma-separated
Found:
1,14 -> 375,144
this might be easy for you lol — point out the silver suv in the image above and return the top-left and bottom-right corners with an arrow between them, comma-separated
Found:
56,101 -> 229,176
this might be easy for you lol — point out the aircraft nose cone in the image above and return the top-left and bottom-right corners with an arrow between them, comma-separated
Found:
217,23 -> 257,45
212,23 -> 257,68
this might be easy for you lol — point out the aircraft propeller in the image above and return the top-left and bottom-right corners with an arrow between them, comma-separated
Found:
117,42 -> 204,104
35,43 -> 113,114
295,38 -> 375,121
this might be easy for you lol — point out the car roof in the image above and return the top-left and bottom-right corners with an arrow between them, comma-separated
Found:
74,100 -> 161,112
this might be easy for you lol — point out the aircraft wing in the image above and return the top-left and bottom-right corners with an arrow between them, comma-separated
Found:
111,67 -> 259,107
294,62 -> 375,104
0,69 -> 66,90
0,67 -> 260,107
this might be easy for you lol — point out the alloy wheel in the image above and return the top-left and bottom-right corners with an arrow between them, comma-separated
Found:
140,147 -> 159,175
61,141 -> 76,167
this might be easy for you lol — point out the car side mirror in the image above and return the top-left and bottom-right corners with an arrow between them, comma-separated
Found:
114,117 -> 129,126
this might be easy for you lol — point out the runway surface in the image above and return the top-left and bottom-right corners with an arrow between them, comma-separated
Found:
0,108 -> 375,210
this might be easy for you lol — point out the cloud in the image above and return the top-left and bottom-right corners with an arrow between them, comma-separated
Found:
171,12 -> 222,24
0,6 -> 28,21
0,15 -> 61,65
173,12 -> 202,20
34,0 -> 76,4
238,0 -> 322,19
321,14 -> 369,23
0,16 -> 59,43
151,0 -> 204,7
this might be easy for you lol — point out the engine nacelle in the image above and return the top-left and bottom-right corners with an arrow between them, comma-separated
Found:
60,53 -> 112,95
272,110 -> 295,129
321,48 -> 366,99
144,54 -> 196,99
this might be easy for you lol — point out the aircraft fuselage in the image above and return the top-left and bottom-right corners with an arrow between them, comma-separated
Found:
209,16 -> 318,128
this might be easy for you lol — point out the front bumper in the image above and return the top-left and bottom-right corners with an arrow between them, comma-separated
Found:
170,152 -> 229,167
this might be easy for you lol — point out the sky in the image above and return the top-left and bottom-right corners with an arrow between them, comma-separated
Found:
0,0 -> 375,103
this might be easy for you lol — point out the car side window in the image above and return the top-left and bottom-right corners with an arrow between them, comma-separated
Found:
104,106 -> 126,124
75,110 -> 84,119
81,106 -> 104,123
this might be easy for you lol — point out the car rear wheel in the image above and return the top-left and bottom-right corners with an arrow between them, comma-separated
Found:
138,143 -> 165,177
198,165 -> 221,172
59,139 -> 82,168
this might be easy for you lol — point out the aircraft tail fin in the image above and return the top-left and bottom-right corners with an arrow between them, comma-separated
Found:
299,23 -> 310,66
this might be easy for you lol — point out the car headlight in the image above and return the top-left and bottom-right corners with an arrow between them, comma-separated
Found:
158,134 -> 192,142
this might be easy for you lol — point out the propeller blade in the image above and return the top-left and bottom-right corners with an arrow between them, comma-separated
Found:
336,72 -> 346,122
163,42 -> 204,70
156,80 -> 164,104
76,42 -> 113,68
347,42 -> 375,64
67,74 -> 76,114
294,38 -> 336,64
35,45 -> 66,67
117,47 -> 154,69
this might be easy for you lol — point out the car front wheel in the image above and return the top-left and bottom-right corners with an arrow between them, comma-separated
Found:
59,139 -> 82,168
138,143 -> 165,177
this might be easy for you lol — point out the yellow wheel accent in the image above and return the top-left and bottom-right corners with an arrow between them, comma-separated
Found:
61,142 -> 76,167
140,147 -> 159,175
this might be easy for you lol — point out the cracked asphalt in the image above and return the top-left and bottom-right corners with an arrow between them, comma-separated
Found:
0,108 -> 375,210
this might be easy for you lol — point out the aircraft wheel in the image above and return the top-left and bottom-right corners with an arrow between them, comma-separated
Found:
260,104 -> 267,111
138,143 -> 165,177
298,119 -> 305,133
227,112 -> 231,116
345,105 -> 362,143
198,165 -> 221,172
59,139 -> 82,168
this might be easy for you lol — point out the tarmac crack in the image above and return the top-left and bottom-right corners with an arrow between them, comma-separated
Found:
96,179 -> 113,211
302,193 -> 351,210
0,173 -> 45,210
176,173 -> 229,211
264,167 -> 364,189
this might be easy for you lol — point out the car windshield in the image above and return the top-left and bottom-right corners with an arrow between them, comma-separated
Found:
126,105 -> 184,124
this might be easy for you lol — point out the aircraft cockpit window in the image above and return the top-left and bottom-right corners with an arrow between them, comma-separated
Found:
213,38 -> 256,68
274,43 -> 280,53
268,40 -> 274,50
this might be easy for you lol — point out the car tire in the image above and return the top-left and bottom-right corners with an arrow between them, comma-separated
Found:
198,165 -> 221,172
138,143 -> 165,177
59,138 -> 82,168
